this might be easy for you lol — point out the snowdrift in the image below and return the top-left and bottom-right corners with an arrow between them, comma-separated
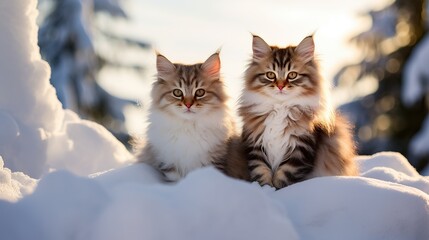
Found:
0,1 -> 428,240
1,152 -> 429,240
0,0 -> 132,179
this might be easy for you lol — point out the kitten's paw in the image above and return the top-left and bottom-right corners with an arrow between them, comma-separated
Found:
163,170 -> 182,182
251,181 -> 276,192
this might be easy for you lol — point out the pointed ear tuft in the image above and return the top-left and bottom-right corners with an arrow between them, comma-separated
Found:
201,53 -> 220,80
295,36 -> 315,63
252,35 -> 271,62
156,54 -> 176,78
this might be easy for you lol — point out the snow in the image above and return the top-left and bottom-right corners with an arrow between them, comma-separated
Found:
1,0 -> 429,239
0,157 -> 37,202
1,154 -> 429,240
0,0 -> 132,178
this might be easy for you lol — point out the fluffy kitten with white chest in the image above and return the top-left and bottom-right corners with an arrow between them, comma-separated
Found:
239,35 -> 358,189
137,53 -> 236,182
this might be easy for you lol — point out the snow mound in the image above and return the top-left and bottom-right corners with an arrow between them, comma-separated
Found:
1,152 -> 429,240
0,0 -> 132,178
0,157 -> 37,202
272,176 -> 429,240
356,151 -> 420,177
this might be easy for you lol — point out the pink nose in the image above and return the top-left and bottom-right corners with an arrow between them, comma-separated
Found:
276,81 -> 285,90
185,102 -> 192,108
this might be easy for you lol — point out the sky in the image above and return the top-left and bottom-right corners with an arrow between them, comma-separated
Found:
96,0 -> 391,134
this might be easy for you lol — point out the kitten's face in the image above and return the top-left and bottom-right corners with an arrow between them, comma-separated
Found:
151,53 -> 227,119
245,36 -> 319,102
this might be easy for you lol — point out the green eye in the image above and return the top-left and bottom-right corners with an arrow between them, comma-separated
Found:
287,71 -> 298,80
266,71 -> 276,80
172,89 -> 183,97
195,89 -> 205,97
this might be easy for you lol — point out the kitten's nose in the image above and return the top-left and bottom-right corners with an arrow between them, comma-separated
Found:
183,97 -> 194,109
277,81 -> 285,90
184,100 -> 193,109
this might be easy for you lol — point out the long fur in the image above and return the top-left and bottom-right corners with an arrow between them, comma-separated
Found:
239,35 -> 358,189
136,53 -> 237,182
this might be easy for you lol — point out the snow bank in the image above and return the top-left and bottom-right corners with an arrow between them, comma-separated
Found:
0,157 -> 37,202
0,0 -> 132,178
1,152 -> 429,240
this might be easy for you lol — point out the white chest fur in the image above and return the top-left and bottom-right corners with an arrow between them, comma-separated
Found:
259,104 -> 296,169
147,109 -> 232,176
242,91 -> 317,170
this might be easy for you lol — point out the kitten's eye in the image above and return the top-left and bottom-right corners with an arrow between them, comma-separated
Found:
266,71 -> 276,80
172,89 -> 183,98
287,71 -> 298,80
195,89 -> 205,97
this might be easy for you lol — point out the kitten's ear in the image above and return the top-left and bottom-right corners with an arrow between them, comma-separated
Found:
252,35 -> 271,62
156,54 -> 176,78
201,52 -> 220,80
295,36 -> 314,63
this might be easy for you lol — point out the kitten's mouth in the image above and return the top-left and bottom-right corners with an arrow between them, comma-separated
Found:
184,109 -> 196,113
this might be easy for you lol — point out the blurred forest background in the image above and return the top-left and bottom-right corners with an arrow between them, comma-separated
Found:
37,0 -> 150,144
37,0 -> 429,172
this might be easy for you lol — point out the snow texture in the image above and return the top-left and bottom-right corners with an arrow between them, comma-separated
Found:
0,0 -> 133,178
0,157 -> 37,202
1,152 -> 429,240
1,1 -> 429,239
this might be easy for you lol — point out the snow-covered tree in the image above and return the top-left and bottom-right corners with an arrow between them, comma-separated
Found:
402,1 -> 429,170
38,0 -> 150,144
336,0 -> 428,171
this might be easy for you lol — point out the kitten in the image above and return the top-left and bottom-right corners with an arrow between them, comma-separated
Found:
137,52 -> 237,182
239,35 -> 358,189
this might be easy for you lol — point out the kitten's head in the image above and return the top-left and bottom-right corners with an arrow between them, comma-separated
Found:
151,53 -> 227,119
244,35 -> 321,103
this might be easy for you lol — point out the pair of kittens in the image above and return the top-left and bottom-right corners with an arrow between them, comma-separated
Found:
136,35 -> 358,189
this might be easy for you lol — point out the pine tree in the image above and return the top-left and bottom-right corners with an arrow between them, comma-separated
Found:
38,0 -> 149,144
336,0 -> 428,171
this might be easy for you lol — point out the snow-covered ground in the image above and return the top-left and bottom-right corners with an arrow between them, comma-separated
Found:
0,0 -> 428,239
1,152 -> 429,240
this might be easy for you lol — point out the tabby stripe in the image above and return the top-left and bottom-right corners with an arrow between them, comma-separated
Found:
158,91 -> 172,103
282,58 -> 288,69
273,57 -> 281,68
286,156 -> 314,168
285,171 -> 302,183
251,173 -> 264,182
207,90 -> 222,101
156,78 -> 167,85
249,148 -> 265,158
249,157 -> 271,168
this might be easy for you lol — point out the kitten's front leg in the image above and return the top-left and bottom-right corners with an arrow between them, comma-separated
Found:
272,143 -> 316,189
247,146 -> 273,187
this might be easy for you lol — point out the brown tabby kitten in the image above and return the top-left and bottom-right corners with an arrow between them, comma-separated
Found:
136,52 -> 237,182
239,35 -> 358,189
